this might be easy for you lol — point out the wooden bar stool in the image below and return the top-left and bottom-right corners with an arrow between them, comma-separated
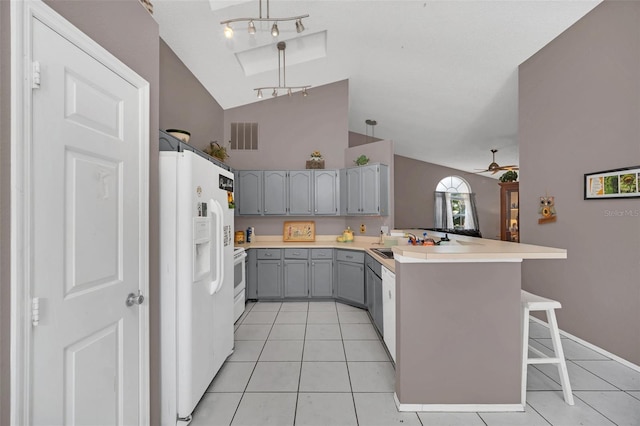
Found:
521,290 -> 575,406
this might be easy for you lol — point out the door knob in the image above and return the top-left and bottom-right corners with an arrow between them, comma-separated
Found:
126,291 -> 144,307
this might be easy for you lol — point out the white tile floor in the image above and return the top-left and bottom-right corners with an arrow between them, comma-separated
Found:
190,301 -> 640,426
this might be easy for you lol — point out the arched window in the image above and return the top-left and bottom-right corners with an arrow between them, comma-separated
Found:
434,176 -> 479,231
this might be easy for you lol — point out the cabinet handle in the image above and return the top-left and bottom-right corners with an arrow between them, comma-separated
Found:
265,253 -> 272,257
389,290 -> 392,299
346,255 -> 353,259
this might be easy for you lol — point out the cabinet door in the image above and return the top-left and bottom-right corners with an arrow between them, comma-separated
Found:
233,171 -> 240,217
365,266 -> 375,313
314,170 -> 339,215
238,171 -> 262,215
345,168 -> 361,214
246,249 -> 257,299
336,261 -> 365,305
289,170 -> 313,215
263,170 -> 287,215
284,260 -> 309,298
373,272 -> 384,335
360,165 -> 380,215
257,259 -> 282,298
311,260 -> 333,297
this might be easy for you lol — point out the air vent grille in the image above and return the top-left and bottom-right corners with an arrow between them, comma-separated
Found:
230,122 -> 258,150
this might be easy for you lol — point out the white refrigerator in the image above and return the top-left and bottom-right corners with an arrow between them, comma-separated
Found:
159,142 -> 235,425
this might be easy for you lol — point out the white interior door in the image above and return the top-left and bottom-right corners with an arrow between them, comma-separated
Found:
28,13 -> 148,426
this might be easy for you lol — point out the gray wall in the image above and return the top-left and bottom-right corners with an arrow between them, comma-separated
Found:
0,1 -> 10,423
519,1 -> 640,365
227,80 -> 350,236
0,1 -> 161,423
159,39 -> 225,151
394,155 -> 501,239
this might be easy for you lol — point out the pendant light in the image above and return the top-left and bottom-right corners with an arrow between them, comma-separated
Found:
254,41 -> 311,98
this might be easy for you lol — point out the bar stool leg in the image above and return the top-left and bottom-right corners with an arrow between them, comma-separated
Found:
521,305 -> 530,407
546,309 -> 575,405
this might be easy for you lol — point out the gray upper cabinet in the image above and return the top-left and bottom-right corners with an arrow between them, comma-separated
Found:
236,168 -> 342,217
238,170 -> 262,215
341,164 -> 389,216
314,170 -> 339,215
288,170 -> 313,215
263,170 -> 288,215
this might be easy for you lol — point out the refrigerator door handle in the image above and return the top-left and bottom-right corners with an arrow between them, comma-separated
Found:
208,198 -> 225,295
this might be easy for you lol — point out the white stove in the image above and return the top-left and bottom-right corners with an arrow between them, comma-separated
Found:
233,247 -> 247,322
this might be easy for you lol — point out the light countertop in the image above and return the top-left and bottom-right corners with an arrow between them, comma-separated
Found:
236,230 -> 566,268
392,231 -> 566,262
235,235 -> 396,271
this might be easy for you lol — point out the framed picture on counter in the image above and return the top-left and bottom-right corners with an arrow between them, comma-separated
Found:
283,221 -> 316,242
584,166 -> 640,200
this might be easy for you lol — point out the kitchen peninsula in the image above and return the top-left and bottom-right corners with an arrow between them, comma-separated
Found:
391,234 -> 566,412
238,232 -> 566,412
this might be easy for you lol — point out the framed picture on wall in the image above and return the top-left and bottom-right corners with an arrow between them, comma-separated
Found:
584,166 -> 640,199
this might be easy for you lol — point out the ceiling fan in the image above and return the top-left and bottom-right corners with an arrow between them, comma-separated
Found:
475,149 -> 519,174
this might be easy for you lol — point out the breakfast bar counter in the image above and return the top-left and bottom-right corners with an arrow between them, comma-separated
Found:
391,233 -> 566,412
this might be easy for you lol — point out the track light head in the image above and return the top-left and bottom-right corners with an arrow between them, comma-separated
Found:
248,20 -> 256,34
271,22 -> 279,37
257,89 -> 263,99
287,88 -> 292,97
224,23 -> 234,39
302,88 -> 308,97
272,88 -> 278,97
295,19 -> 305,33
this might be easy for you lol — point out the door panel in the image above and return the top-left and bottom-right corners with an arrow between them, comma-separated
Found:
30,17 -> 145,425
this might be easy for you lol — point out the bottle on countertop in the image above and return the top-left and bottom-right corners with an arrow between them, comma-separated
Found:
246,227 -> 252,243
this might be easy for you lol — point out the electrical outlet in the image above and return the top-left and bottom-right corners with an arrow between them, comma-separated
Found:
381,225 -> 389,235
360,224 -> 366,233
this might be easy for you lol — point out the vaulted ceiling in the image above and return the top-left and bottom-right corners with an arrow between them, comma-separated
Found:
153,0 -> 601,174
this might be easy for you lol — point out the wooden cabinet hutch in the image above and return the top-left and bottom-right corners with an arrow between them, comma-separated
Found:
499,182 -> 519,242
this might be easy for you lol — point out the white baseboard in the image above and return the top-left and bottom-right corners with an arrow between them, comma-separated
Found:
393,393 -> 524,413
529,316 -> 640,373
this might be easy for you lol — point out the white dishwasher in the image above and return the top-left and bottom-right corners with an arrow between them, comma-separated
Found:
382,266 -> 396,363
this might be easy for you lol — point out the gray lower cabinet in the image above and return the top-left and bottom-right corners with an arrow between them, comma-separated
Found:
283,248 -> 309,298
256,249 -> 282,298
246,248 -> 257,299
365,254 -> 384,335
311,249 -> 334,297
336,250 -> 365,305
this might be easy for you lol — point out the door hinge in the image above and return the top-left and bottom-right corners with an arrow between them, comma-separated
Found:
31,297 -> 40,326
32,61 -> 41,89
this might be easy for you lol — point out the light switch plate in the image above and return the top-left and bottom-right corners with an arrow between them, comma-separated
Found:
381,225 -> 389,235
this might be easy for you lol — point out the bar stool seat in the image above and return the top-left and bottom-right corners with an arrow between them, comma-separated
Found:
521,290 -> 575,406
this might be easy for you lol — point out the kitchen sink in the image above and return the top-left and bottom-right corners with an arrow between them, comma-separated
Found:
371,248 -> 394,259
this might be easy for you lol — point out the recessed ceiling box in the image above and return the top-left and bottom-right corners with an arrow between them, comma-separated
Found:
208,0 -> 251,12
235,31 -> 327,76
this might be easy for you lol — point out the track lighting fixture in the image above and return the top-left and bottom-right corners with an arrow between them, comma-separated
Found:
254,41 -> 311,99
220,0 -> 308,38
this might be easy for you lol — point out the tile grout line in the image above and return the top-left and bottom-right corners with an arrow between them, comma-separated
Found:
337,305 -> 361,426
292,304 -> 310,426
